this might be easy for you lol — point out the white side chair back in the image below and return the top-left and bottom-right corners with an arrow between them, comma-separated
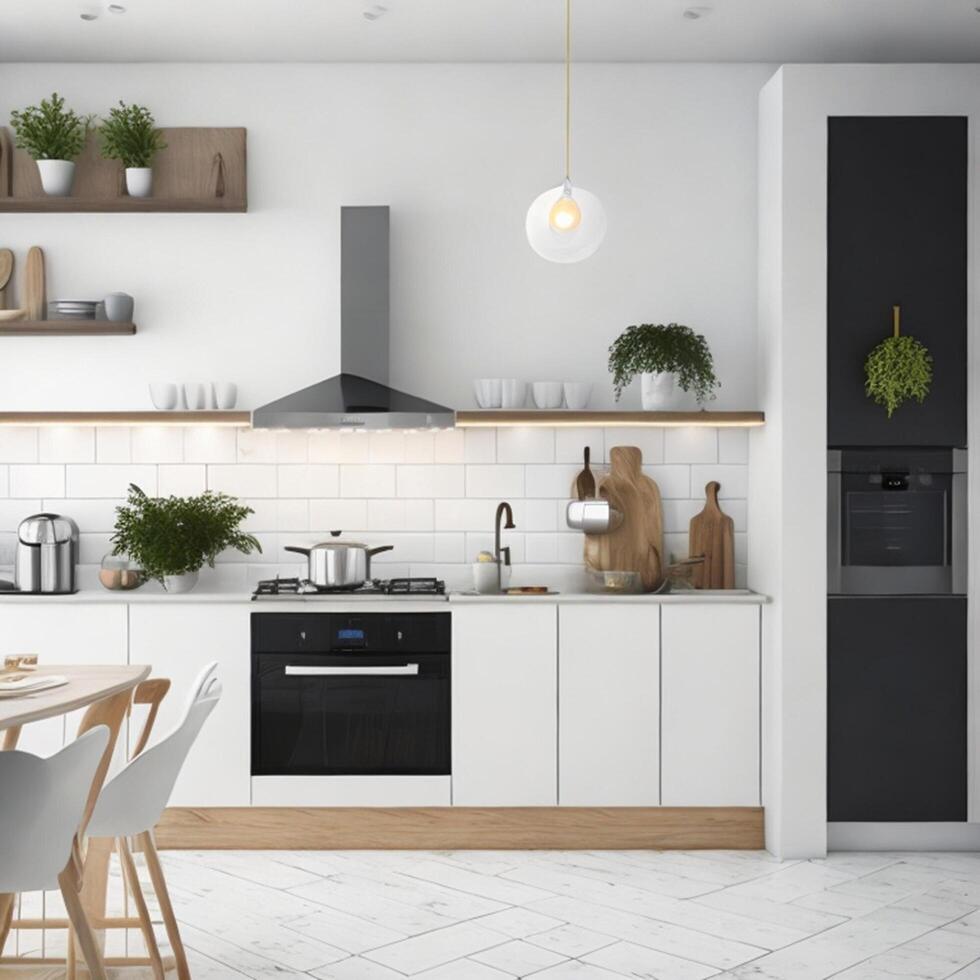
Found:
87,683 -> 221,840
183,660 -> 219,712
0,726 -> 109,893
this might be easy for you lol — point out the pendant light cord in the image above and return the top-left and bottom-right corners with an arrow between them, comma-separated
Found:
564,0 -> 572,181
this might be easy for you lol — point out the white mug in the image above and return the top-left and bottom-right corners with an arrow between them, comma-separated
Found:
531,381 -> 564,409
473,378 -> 503,409
183,383 -> 208,410
212,382 -> 238,410
500,379 -> 526,409
149,383 -> 178,411
563,382 -> 593,410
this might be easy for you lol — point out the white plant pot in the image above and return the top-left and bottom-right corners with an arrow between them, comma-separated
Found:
36,159 -> 75,197
163,570 -> 199,594
641,371 -> 677,410
126,167 -> 153,198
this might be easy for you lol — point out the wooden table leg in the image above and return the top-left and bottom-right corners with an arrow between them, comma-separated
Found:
59,866 -> 107,980
0,894 -> 14,957
139,831 -> 191,980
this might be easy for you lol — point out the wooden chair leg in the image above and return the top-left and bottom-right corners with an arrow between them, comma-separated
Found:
117,837 -> 165,980
138,831 -> 190,980
58,867 -> 107,980
0,894 -> 13,956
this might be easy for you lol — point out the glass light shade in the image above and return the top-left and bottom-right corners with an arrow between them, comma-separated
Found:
526,182 -> 606,263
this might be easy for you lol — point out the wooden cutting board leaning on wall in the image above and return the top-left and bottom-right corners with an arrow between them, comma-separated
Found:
689,480 -> 735,589
584,445 -> 665,592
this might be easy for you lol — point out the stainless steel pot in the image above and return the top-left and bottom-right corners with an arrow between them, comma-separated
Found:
285,533 -> 394,590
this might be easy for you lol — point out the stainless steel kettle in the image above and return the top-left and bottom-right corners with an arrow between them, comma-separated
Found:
15,513 -> 79,593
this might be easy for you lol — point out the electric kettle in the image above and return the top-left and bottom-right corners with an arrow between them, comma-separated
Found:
15,513 -> 79,593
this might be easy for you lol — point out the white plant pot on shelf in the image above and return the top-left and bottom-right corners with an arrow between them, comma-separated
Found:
36,159 -> 75,197
126,167 -> 153,198
641,371 -> 677,410
163,570 -> 199,594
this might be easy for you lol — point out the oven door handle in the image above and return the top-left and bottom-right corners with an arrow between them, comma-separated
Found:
284,664 -> 420,677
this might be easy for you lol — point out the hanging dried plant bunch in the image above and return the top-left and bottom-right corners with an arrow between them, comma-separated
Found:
864,307 -> 932,418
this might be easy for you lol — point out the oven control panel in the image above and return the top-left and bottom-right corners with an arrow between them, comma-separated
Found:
251,612 -> 451,654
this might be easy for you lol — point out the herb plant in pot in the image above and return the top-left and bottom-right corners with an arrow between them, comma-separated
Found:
608,323 -> 719,409
111,484 -> 261,593
9,93 -> 90,196
99,102 -> 167,198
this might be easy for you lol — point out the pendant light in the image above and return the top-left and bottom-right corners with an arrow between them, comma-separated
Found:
526,0 -> 606,263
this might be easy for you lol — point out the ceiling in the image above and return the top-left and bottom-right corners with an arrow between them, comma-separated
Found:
0,0 -> 977,63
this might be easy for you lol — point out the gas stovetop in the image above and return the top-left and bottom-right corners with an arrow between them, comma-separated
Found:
251,576 -> 448,601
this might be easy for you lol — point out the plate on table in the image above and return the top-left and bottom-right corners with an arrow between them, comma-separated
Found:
0,674 -> 68,697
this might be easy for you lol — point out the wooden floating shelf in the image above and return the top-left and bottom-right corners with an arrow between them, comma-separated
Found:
0,127 -> 247,213
0,411 -> 251,427
455,410 -> 766,428
0,321 -> 136,336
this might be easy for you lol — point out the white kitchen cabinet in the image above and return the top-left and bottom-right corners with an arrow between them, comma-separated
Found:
0,602 -> 128,758
661,604 -> 760,806
128,603 -> 251,806
452,603 -> 558,805
558,604 -> 660,806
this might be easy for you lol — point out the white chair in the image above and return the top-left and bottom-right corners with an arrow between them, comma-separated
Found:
0,726 -> 111,980
86,662 -> 221,980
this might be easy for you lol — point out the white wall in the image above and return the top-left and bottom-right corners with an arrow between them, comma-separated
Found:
0,63 -> 772,412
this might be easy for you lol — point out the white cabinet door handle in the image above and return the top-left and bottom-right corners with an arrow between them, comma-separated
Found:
285,664 -> 420,677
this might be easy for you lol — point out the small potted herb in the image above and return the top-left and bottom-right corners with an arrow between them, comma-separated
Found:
99,101 -> 167,198
608,322 -> 719,408
865,306 -> 932,418
112,484 -> 261,593
9,92 -> 90,196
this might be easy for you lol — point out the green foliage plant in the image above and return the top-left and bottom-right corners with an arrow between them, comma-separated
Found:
99,102 -> 167,168
9,93 -> 90,161
865,333 -> 932,418
112,484 -> 261,584
608,322 -> 719,404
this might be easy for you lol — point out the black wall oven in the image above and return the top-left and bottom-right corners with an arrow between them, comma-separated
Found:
251,612 -> 451,776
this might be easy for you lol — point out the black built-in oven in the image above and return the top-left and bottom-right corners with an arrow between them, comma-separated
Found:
251,612 -> 451,776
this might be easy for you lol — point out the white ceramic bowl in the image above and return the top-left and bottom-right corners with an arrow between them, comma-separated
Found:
472,561 -> 512,594
531,381 -> 564,409
149,383 -> 179,411
473,378 -> 503,409
500,379 -> 526,409
563,382 -> 593,410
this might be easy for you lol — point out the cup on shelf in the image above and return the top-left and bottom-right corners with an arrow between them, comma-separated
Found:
531,381 -> 564,409
562,382 -> 593,410
104,292 -> 134,323
212,382 -> 238,410
473,378 -> 503,409
182,382 -> 208,410
149,382 -> 179,411
500,379 -> 526,409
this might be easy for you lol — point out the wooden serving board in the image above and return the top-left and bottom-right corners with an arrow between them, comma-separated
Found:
23,246 -> 44,321
689,480 -> 735,589
584,445 -> 664,592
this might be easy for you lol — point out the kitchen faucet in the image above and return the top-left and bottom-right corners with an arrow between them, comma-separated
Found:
494,501 -> 516,592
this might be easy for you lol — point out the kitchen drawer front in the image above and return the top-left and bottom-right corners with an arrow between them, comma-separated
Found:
558,604 -> 660,806
661,604 -> 761,806
251,775 -> 451,807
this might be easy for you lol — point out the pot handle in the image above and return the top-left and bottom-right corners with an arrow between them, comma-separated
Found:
284,546 -> 311,556
367,546 -> 394,558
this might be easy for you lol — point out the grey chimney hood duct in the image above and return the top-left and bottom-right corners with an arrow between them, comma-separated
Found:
252,207 -> 455,430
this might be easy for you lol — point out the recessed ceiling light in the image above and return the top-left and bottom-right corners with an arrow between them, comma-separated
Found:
107,3 -> 127,13
363,4 -> 388,20
79,6 -> 99,20
683,6 -> 713,19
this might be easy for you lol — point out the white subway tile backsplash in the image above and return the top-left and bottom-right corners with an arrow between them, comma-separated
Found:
369,431 -> 406,464
11,465 -> 65,498
690,463 -> 748,499
0,499 -> 40,527
718,427 -> 749,465
465,531 -> 525,564
525,533 -> 559,563
131,426 -> 184,464
368,499 -> 434,532
0,466 -> 9,497
277,465 -> 340,498
309,498 -> 368,531
434,498 -> 496,532
276,499 -> 310,532
556,533 -> 585,564
0,428 -> 38,463
67,464 -> 156,498
309,431 -> 371,464
158,465 -> 207,497
41,498 -> 121,531
369,533 -> 435,564
39,427 -> 95,464
184,426 -> 237,464
463,428 -> 495,463
397,465 -> 464,499
236,428 -> 278,463
433,428 -> 466,463
525,465 -> 579,498
662,498 -> 703,534
340,464 -> 396,498
96,427 -> 131,463
433,532 -> 465,564
242,499 -> 278,532
514,498 -> 559,532
403,430 -> 435,464
555,427 -> 604,465
276,431 -> 310,463
465,464 -> 524,498
208,464 -> 277,498
664,427 -> 718,464
602,428 -> 664,464
496,427 -> 555,464
643,465 -> 690,499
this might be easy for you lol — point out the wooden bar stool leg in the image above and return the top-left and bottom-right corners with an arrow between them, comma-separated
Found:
117,837 -> 165,980
138,831 -> 190,980
58,866 -> 107,980
0,894 -> 13,956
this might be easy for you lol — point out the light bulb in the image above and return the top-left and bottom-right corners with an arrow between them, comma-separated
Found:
549,189 -> 582,233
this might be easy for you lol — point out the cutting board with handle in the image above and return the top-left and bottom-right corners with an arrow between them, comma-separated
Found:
584,445 -> 664,591
24,246 -> 44,321
0,249 -> 12,310
688,480 -> 735,589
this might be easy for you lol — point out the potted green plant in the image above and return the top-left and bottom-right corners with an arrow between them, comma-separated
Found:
9,92 -> 90,196
111,484 -> 261,593
98,101 -> 167,198
865,306 -> 932,418
608,322 -> 719,408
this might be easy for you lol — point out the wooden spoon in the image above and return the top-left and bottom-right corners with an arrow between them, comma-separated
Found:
0,249 -> 12,310
575,446 -> 597,500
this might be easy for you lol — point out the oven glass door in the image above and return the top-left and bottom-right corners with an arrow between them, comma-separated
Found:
252,652 -> 450,776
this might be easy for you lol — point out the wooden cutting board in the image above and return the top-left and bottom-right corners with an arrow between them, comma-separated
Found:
689,480 -> 735,589
584,445 -> 664,592
24,246 -> 44,321
0,249 -> 12,310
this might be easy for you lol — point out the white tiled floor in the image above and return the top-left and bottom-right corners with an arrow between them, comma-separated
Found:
10,849 -> 980,978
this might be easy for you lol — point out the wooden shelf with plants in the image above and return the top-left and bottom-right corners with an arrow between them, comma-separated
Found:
0,127 -> 247,213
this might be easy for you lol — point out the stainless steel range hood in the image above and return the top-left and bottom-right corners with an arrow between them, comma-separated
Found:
253,207 -> 455,430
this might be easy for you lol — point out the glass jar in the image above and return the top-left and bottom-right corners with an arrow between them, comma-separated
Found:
99,554 -> 145,591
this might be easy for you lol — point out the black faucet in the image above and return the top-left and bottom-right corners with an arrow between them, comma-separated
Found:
494,501 -> 516,592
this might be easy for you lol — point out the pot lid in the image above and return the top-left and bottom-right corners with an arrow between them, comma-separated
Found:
309,532 -> 368,550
